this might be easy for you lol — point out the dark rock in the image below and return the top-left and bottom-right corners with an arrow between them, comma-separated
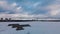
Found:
8,24 -> 19,26
16,26 -> 24,30
8,24 -> 31,30
20,24 -> 31,27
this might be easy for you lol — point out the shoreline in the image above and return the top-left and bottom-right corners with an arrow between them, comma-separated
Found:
0,20 -> 60,22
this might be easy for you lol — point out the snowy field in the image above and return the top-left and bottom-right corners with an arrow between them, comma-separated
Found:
0,21 -> 60,34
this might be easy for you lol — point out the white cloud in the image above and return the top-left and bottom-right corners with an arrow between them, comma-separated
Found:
16,7 -> 22,10
1,0 -> 60,19
50,9 -> 60,16
0,1 -> 49,19
0,14 -> 48,20
44,0 -> 60,16
11,3 -> 17,7
45,3 -> 60,16
33,2 -> 41,7
0,1 -> 23,14
0,1 -> 8,8
0,1 -> 46,19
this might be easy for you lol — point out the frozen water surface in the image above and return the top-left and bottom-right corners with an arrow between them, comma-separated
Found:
0,21 -> 60,34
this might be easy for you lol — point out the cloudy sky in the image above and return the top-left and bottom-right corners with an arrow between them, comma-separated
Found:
0,0 -> 60,18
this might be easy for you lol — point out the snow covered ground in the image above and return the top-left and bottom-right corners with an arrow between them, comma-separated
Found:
0,22 -> 60,34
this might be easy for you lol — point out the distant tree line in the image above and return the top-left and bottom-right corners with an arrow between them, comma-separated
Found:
0,18 -> 11,20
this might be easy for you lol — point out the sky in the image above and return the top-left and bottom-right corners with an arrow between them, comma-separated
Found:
0,0 -> 60,18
